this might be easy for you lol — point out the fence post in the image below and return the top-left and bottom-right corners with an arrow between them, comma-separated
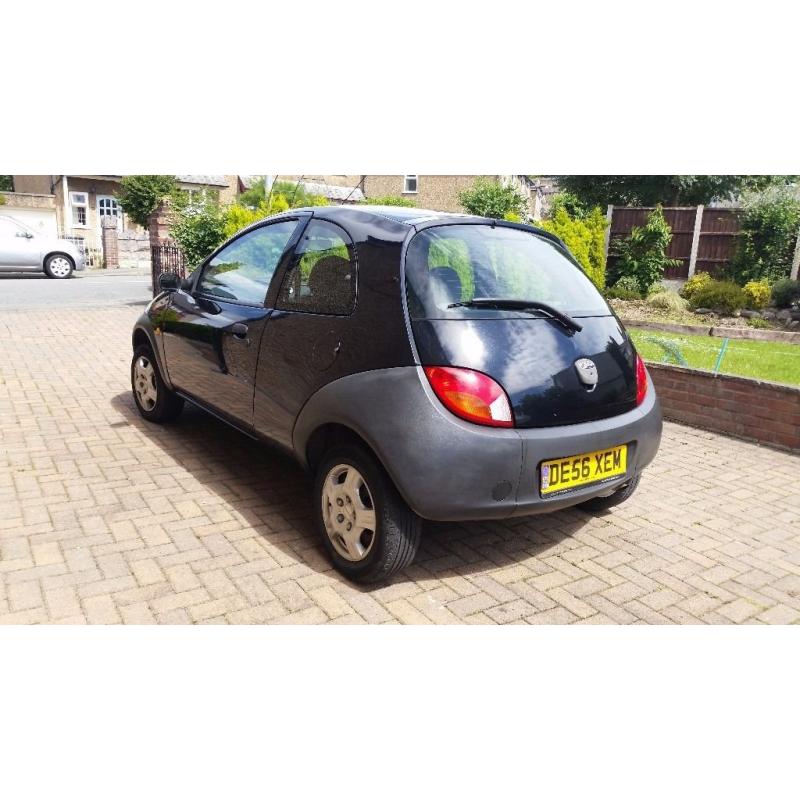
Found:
101,216 -> 119,269
791,225 -> 800,281
603,204 -> 613,259
148,197 -> 174,292
687,205 -> 704,278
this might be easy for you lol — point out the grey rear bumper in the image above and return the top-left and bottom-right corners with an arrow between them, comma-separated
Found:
293,366 -> 662,522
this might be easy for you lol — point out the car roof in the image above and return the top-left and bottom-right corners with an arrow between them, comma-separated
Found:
292,204 -> 472,226
291,204 -> 567,249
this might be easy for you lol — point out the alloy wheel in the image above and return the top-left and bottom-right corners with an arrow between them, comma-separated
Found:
321,464 -> 377,562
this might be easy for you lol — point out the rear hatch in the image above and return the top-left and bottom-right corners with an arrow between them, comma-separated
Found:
405,223 -> 638,428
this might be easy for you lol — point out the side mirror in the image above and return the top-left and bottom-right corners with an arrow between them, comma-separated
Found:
16,231 -> 33,239
158,271 -> 181,292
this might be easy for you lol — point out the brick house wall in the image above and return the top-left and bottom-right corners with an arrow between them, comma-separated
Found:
648,363 -> 800,451
363,175 -> 535,217
363,175 -> 482,213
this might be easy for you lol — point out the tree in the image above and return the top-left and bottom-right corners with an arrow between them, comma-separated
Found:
117,175 -> 182,229
556,175 -> 797,208
458,177 -> 528,220
0,176 -> 12,192
728,187 -> 800,283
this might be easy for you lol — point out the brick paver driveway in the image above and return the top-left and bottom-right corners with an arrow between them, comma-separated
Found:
1,305 -> 799,624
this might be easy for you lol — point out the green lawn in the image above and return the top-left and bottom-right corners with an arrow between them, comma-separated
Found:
629,328 -> 800,387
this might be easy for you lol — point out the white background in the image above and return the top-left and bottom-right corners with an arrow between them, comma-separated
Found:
3,2 -> 799,798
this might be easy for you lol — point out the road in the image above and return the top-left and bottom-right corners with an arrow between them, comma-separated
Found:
0,270 -> 151,310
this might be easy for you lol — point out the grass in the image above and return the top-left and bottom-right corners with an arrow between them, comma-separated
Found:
629,328 -> 800,387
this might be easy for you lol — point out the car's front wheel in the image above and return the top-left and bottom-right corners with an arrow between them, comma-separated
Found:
577,474 -> 641,513
44,253 -> 74,279
131,344 -> 184,423
314,444 -> 421,584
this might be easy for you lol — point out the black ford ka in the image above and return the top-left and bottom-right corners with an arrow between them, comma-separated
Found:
131,205 -> 662,582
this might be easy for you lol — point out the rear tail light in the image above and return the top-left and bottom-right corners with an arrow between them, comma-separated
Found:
635,353 -> 648,406
423,366 -> 514,428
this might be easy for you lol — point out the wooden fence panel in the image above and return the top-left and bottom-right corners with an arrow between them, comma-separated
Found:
696,208 -> 740,276
607,205 -> 742,280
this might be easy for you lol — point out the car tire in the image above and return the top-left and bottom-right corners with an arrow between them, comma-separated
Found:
577,474 -> 641,513
314,444 -> 422,584
43,253 -> 75,279
131,344 -> 184,423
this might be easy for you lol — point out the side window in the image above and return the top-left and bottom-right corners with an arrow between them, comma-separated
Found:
0,218 -> 22,238
276,220 -> 356,315
198,220 -> 298,305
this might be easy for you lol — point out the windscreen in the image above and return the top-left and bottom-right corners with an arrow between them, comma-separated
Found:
405,224 -> 610,319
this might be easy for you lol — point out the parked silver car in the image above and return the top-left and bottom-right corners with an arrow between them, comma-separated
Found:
0,215 -> 85,278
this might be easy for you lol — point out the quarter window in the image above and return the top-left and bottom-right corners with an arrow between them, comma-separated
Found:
198,220 -> 298,305
276,220 -> 356,315
403,175 -> 418,193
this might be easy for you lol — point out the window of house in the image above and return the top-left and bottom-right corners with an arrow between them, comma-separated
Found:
403,175 -> 418,194
276,220 -> 356,315
198,220 -> 298,305
98,196 -> 121,218
70,192 -> 88,227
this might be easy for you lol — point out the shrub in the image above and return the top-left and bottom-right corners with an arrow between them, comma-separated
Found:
747,317 -> 770,329
729,187 -> 800,283
688,279 -> 748,315
606,285 -> 642,301
222,196 -> 289,239
679,271 -> 712,301
117,175 -> 182,229
742,279 -> 771,309
458,178 -> 528,220
170,201 -> 227,269
361,195 -> 416,207
239,178 -> 328,210
549,191 -> 588,219
646,290 -> 688,312
771,278 -> 800,308
538,206 -> 607,289
609,205 -> 680,295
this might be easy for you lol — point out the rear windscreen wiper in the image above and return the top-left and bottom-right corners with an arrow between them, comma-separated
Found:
447,298 -> 583,333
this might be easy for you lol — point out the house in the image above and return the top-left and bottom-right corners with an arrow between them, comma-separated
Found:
364,175 -> 542,218
10,175 -> 240,255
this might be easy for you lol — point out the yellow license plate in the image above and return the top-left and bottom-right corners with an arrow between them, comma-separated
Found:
540,445 -> 628,495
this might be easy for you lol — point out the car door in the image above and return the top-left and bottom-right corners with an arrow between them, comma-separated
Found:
0,217 -> 41,268
254,218 -> 358,449
160,216 -> 307,428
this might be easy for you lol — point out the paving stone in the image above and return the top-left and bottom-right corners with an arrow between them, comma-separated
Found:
1,306 -> 799,625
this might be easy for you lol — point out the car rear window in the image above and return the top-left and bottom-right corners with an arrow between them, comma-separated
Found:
404,224 -> 610,319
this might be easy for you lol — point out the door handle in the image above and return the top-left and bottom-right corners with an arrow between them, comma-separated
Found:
230,322 -> 249,340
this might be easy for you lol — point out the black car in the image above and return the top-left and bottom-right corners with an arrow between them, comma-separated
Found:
131,205 -> 662,583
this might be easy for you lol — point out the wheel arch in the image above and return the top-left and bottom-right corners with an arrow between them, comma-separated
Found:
131,323 -> 174,390
304,422 -> 383,474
